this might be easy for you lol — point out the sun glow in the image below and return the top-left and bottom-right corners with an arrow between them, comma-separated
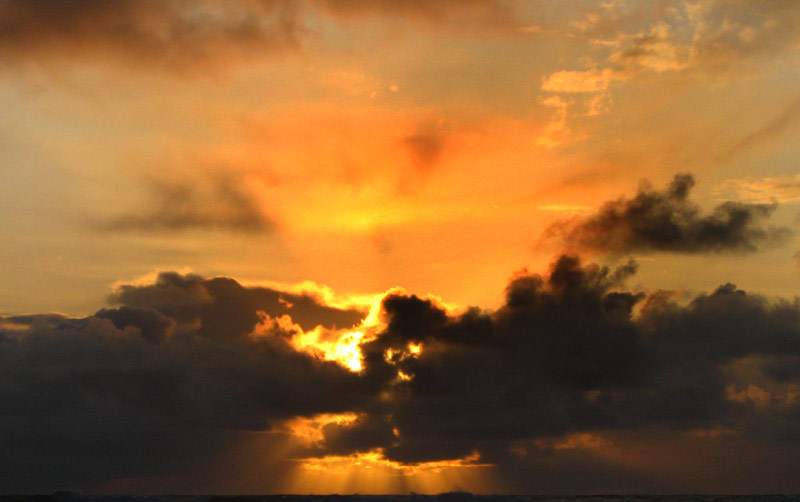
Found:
281,412 -> 362,447
251,287 -> 414,373
290,327 -> 367,372
285,448 -> 494,494
297,448 -> 487,475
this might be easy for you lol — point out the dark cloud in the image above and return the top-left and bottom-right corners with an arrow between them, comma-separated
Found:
0,0 -> 302,72
0,272 -> 369,492
97,173 -> 274,234
107,271 -> 366,334
0,0 -> 524,73
5,256 -> 800,492
546,173 -> 790,255
312,257 -> 800,491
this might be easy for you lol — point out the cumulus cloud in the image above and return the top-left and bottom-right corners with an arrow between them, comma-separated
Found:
97,173 -> 274,234
0,272 -> 368,492
4,255 -> 800,492
546,173 -> 790,255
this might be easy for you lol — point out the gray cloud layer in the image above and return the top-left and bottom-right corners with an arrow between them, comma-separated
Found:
4,255 -> 800,492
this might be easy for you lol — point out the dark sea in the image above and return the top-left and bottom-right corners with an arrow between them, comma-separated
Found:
3,494 -> 799,502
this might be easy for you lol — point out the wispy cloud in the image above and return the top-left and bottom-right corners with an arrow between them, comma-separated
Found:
96,172 -> 274,234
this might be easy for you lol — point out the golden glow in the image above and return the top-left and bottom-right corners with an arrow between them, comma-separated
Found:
281,412 -> 361,447
537,204 -> 589,212
297,448 -> 487,475
251,286 -> 416,373
292,327 -> 367,372
279,412 -> 496,494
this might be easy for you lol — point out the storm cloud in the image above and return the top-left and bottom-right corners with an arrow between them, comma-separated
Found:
546,173 -> 789,255
4,256 -> 800,492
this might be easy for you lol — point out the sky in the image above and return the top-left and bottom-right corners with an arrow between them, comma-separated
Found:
2,0 -> 800,495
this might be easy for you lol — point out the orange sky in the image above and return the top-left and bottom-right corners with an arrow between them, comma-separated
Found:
2,0 -> 800,495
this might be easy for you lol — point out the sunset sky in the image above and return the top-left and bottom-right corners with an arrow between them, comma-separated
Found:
2,0 -> 800,495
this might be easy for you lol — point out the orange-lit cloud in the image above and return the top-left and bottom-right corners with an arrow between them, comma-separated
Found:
542,69 -> 616,94
296,448 -> 487,475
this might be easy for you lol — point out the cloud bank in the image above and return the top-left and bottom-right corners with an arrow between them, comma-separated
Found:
4,254 -> 800,492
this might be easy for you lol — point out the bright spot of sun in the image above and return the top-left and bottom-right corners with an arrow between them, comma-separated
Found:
287,325 -> 370,372
251,287 -> 435,374
331,330 -> 365,371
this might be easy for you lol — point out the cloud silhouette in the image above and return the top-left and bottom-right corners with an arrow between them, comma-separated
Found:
546,173 -> 790,255
3,256 -> 800,492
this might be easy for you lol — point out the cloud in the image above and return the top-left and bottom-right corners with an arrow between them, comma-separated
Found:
721,93 -> 800,161
545,173 -> 790,255
683,0 -> 800,73
97,173 -> 274,234
541,69 -> 616,94
5,254 -> 800,492
0,272 -> 369,492
607,22 -> 689,74
571,1 -> 800,81
0,0 -> 304,72
718,174 -> 800,204
402,120 -> 449,174
0,0 -> 525,73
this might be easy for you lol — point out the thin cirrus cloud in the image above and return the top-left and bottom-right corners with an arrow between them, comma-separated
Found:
4,255 -> 800,492
720,93 -> 800,162
723,175 -> 800,204
546,173 -> 790,255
